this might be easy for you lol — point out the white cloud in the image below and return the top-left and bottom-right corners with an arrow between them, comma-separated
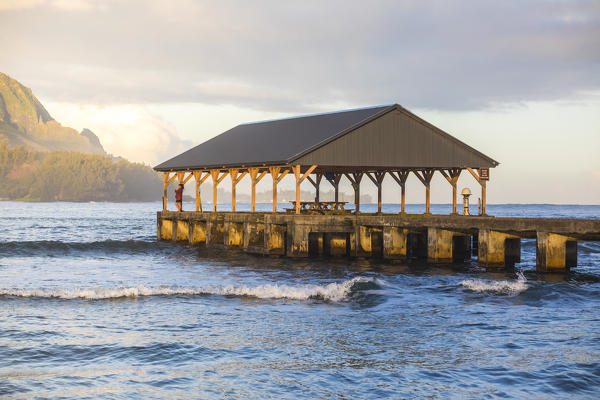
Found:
0,0 -> 44,10
0,0 -> 99,11
43,102 -> 193,165
2,0 -> 598,111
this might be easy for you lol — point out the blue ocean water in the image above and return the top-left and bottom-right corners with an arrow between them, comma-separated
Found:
1,201 -> 599,399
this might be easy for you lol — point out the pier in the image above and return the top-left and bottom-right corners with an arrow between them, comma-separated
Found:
157,211 -> 600,272
153,104 -> 599,272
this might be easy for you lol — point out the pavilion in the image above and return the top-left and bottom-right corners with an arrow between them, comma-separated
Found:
154,104 -> 498,215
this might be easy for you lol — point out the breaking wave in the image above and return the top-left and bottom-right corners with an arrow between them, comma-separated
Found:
459,272 -> 528,295
0,277 -> 384,302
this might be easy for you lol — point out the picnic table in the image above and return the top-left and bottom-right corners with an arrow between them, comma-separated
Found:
287,201 -> 348,214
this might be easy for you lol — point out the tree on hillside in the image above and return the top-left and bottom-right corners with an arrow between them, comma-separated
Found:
0,140 -> 162,201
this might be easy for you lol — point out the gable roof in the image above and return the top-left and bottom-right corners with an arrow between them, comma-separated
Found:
154,104 -> 498,171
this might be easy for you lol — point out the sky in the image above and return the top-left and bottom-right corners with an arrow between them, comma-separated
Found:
1,0 -> 599,204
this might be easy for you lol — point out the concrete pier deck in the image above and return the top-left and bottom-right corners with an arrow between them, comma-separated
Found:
157,211 -> 600,272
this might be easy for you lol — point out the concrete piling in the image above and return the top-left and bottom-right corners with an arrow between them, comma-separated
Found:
266,223 -> 286,255
225,221 -> 244,247
536,232 -> 577,272
207,216 -> 224,246
383,227 -> 408,260
160,219 -> 173,241
427,228 -> 455,262
353,225 -> 372,257
287,225 -> 311,257
176,220 -> 189,241
243,221 -> 264,250
190,221 -> 206,245
478,229 -> 521,269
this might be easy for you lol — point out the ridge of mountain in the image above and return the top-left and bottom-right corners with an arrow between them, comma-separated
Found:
0,72 -> 105,154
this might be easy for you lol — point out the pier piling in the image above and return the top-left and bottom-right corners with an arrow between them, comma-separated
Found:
190,221 -> 206,245
478,230 -> 521,269
536,232 -> 578,272
176,220 -> 189,242
383,227 -> 408,260
427,228 -> 455,263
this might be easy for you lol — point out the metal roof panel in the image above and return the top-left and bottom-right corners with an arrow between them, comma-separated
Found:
154,105 -> 392,171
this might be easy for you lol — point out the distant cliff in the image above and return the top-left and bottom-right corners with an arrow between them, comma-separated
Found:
0,72 -> 105,154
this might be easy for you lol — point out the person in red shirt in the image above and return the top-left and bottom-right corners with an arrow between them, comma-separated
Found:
175,184 -> 184,212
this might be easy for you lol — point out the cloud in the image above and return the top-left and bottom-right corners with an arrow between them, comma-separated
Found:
0,0 -> 100,11
44,102 -> 193,165
1,0 -> 598,112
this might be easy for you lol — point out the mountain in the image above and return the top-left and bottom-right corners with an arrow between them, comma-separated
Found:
0,72 -> 161,202
0,72 -> 105,154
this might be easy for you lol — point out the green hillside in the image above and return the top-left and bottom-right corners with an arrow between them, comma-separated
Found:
0,141 -> 161,201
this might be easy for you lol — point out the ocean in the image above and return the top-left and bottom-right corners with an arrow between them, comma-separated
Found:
1,201 -> 599,399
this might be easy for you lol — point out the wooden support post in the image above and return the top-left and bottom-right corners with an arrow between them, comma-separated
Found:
481,180 -> 487,215
414,169 -> 435,215
354,173 -> 363,214
325,173 -> 342,202
228,169 -> 247,213
366,171 -> 386,214
270,166 -> 280,213
269,166 -> 289,213
389,170 -> 410,214
249,168 -> 258,212
163,172 -> 177,211
248,167 -> 267,213
451,170 -> 459,214
292,165 -> 317,214
292,166 -> 301,214
467,167 -> 488,215
163,172 -> 169,211
230,169 -> 238,213
306,173 -> 323,203
193,171 -> 210,212
439,168 -> 462,215
211,170 -> 218,212
401,183 -> 406,213
344,172 -> 364,214
316,173 -> 322,202
210,169 -> 228,212
195,174 -> 201,212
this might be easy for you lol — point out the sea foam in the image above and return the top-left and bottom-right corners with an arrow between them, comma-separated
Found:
0,277 -> 381,302
459,272 -> 528,295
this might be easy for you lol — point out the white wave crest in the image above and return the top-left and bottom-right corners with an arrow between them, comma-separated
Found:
0,277 -> 380,302
460,272 -> 528,295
